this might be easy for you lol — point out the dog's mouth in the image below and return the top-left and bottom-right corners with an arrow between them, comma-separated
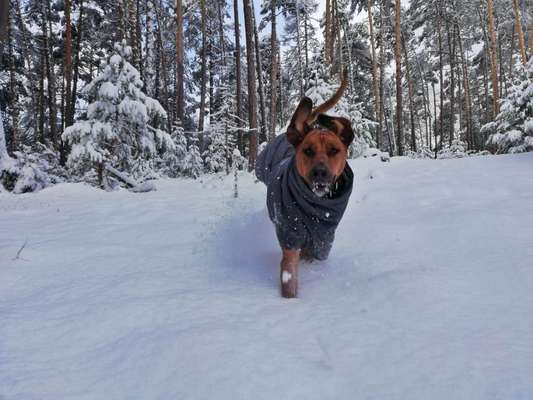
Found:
311,182 -> 332,197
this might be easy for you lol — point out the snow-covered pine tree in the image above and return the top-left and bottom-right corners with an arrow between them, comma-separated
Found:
163,121 -> 188,177
203,123 -> 228,173
203,68 -> 238,174
62,40 -> 173,186
437,138 -> 469,159
483,57 -> 533,154
182,137 -> 203,179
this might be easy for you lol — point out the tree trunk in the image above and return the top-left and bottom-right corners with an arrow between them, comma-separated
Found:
175,0 -> 184,122
446,15 -> 456,145
127,0 -> 140,72
394,0 -> 403,155
14,0 -> 38,138
43,0 -> 57,147
233,0 -> 244,152
70,0 -> 84,130
530,16 -> 533,56
378,0 -> 387,152
269,0 -> 278,141
152,0 -> 171,132
304,13 -> 309,89
431,80 -> 437,157
401,33 -> 416,152
367,0 -> 381,148
6,7 -> 18,154
512,0 -> 527,65
415,54 -> 430,149
243,0 -> 258,169
198,0 -> 208,136
457,23 -> 473,151
509,22 -> 516,78
251,1 -> 267,143
64,0 -> 72,128
325,0 -> 332,65
437,6 -> 444,150
486,0 -> 500,116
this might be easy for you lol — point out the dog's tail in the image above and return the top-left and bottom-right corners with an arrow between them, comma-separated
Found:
306,70 -> 348,125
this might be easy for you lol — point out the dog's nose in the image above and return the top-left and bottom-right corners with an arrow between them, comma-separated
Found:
311,164 -> 329,181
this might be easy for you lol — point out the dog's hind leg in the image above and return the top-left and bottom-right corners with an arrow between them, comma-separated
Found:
280,249 -> 300,298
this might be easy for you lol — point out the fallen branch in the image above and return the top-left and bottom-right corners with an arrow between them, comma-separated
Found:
13,238 -> 28,261
104,164 -> 156,193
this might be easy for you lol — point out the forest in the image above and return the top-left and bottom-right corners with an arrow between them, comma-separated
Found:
0,0 -> 532,192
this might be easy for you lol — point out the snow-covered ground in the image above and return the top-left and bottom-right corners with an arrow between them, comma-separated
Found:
1,153 -> 533,399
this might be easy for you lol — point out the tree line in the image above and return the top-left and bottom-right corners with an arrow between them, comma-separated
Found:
1,0 -> 532,192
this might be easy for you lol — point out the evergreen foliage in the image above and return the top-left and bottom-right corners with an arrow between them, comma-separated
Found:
483,58 -> 533,154
62,41 -> 173,182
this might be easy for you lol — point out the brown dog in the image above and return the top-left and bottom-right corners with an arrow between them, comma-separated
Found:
256,76 -> 355,298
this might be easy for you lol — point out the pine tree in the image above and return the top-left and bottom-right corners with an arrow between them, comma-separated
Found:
483,57 -> 533,154
62,41 -> 173,183
182,137 -> 203,179
203,124 -> 227,173
163,122 -> 187,177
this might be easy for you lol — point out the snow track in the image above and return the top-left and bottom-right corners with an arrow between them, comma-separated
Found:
1,154 -> 533,399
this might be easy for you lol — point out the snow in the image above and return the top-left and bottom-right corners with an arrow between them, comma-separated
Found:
1,154 -> 533,399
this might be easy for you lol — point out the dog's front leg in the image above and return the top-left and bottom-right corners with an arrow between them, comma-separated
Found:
280,249 -> 300,298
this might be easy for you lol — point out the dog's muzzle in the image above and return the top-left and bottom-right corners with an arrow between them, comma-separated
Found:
309,164 -> 334,197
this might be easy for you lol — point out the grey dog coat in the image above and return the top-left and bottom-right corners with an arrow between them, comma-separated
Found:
255,133 -> 354,260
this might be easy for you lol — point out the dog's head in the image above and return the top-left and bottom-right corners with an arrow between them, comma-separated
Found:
286,77 -> 354,197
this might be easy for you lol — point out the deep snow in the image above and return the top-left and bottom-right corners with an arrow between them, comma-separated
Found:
1,153 -> 533,399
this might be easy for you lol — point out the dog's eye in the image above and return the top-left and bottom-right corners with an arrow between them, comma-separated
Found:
303,148 -> 315,157
328,148 -> 339,156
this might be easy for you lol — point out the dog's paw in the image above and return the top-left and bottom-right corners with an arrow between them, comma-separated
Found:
281,271 -> 298,298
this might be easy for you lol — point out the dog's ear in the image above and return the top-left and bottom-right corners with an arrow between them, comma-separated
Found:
286,97 -> 313,147
316,114 -> 355,148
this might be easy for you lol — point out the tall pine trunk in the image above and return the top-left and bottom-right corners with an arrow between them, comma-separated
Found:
42,0 -> 57,147
233,0 -> 244,152
401,33 -> 416,152
198,0 -> 208,137
251,1 -> 267,143
486,0 -> 500,116
394,0 -> 403,155
367,0 -> 381,148
269,0 -> 278,141
446,16 -> 456,146
7,7 -> 19,154
325,0 -> 332,65
437,6 -> 444,149
176,0 -> 185,122
457,23 -> 473,150
512,0 -> 527,65
243,0 -> 258,169
64,0 -> 72,128
70,0 -> 84,129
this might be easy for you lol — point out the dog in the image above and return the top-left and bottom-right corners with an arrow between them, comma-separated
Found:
255,75 -> 355,298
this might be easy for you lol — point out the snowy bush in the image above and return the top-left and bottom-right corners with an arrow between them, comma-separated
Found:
62,41 -> 174,186
438,139 -> 469,159
407,147 -> 434,159
0,144 -> 66,194
362,147 -> 390,162
182,137 -> 203,179
203,123 -> 228,173
483,57 -> 533,154
163,122 -> 188,178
